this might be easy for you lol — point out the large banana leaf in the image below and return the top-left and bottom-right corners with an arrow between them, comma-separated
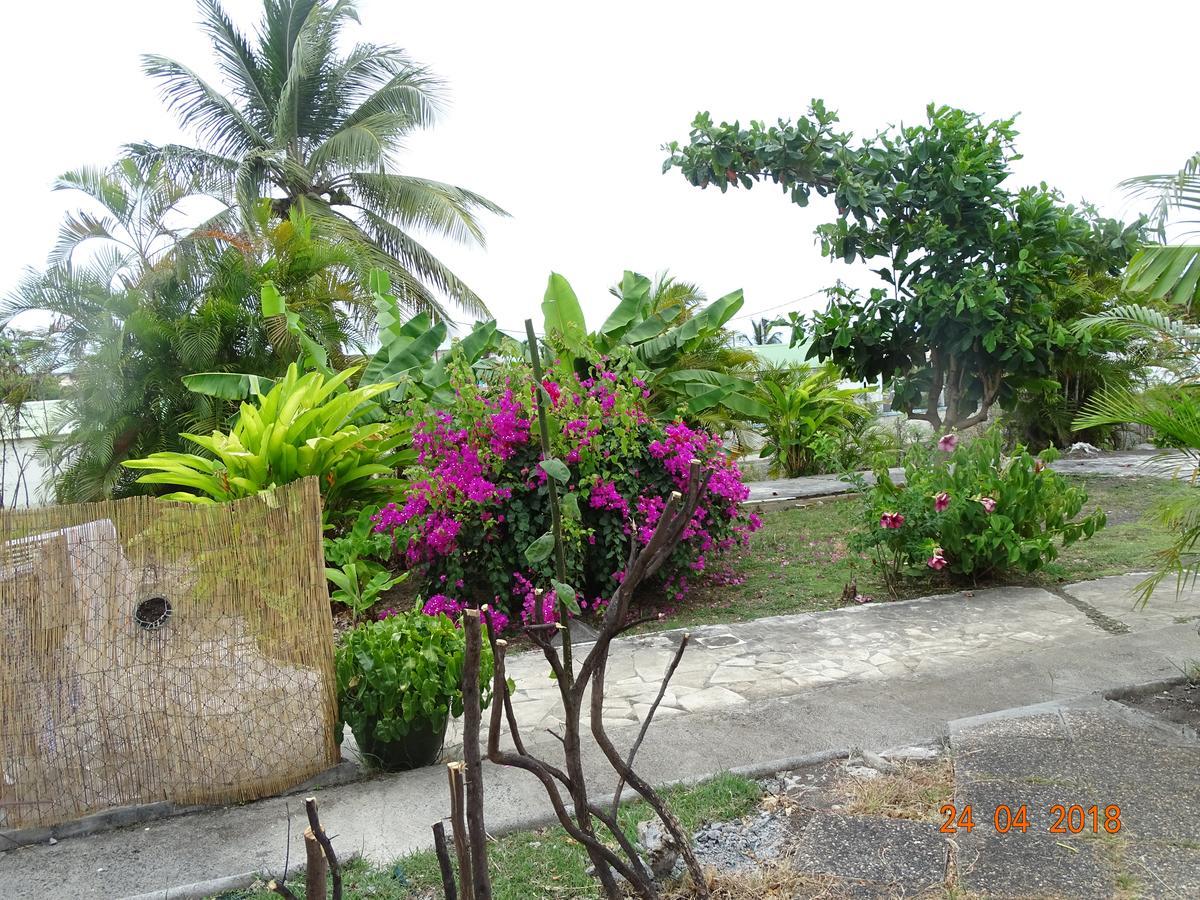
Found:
655,369 -> 770,418
182,372 -> 279,400
542,273 -> 588,353
598,271 -> 653,339
635,289 -> 744,366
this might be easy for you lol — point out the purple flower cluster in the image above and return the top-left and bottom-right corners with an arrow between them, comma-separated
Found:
368,360 -> 760,628
589,478 -> 629,515
419,593 -> 511,632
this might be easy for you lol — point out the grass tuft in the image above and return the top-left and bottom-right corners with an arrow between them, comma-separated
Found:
834,758 -> 955,823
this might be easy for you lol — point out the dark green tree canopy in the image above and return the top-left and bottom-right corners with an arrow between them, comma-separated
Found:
665,102 -> 1144,430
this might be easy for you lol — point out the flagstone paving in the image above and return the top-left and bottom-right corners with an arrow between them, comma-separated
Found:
744,450 -> 1185,504
447,573 -> 1200,749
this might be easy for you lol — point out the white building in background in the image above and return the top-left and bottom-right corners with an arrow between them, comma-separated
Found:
0,399 -> 69,508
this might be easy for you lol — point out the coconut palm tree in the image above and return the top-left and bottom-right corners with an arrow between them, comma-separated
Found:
127,0 -> 506,320
746,317 -> 782,345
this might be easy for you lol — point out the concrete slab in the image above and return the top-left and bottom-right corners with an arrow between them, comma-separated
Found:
789,811 -> 947,891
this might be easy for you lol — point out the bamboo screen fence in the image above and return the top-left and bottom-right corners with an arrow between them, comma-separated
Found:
0,478 -> 338,830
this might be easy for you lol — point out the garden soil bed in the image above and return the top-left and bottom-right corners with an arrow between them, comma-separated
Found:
1118,680 -> 1200,733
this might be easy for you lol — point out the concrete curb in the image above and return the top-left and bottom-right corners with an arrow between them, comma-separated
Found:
121,870 -> 264,900
1102,675 -> 1188,702
1,761 -> 361,853
115,749 -> 859,900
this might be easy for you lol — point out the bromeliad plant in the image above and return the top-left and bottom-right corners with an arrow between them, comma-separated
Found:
853,428 -> 1105,591
123,363 -> 406,517
371,350 -> 760,622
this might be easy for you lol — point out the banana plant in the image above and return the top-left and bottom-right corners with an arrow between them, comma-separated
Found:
541,270 -> 764,420
356,270 -> 501,405
185,269 -> 502,406
124,363 -> 408,513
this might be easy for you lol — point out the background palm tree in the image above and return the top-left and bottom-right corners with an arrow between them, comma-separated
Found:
746,316 -> 782,346
47,157 -> 216,282
5,206 -> 371,501
129,0 -> 507,320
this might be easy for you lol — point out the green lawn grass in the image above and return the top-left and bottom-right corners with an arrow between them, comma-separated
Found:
646,476 -> 1193,630
215,773 -> 761,900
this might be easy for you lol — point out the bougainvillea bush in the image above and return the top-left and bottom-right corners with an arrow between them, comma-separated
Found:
852,428 -> 1105,591
371,355 -> 761,627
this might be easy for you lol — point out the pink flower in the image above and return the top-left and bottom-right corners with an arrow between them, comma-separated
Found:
937,434 -> 958,452
934,491 -> 950,512
979,497 -> 997,514
422,593 -> 464,619
880,512 -> 905,530
927,548 -> 948,571
589,479 -> 629,516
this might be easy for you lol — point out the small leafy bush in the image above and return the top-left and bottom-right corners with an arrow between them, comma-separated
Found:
853,428 -> 1105,589
335,608 -> 493,749
325,563 -> 405,622
371,355 -> 761,624
753,364 -> 871,477
324,507 -> 401,619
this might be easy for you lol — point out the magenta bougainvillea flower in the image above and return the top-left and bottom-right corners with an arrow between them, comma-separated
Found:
370,360 -> 760,631
927,548 -> 948,570
934,491 -> 951,512
880,512 -> 906,529
937,433 -> 959,452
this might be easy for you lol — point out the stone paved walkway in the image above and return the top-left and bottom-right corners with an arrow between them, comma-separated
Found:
745,450 -> 1182,504
448,573 -> 1200,748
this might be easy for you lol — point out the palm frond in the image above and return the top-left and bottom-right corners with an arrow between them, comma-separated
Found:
48,212 -> 131,269
125,143 -> 240,200
346,173 -> 508,245
142,54 -> 267,158
197,0 -> 274,132
53,166 -> 131,220
340,66 -> 444,132
354,207 -> 486,319
1124,244 -> 1200,307
1120,152 -> 1200,236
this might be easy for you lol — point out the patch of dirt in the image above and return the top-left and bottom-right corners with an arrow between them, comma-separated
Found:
1120,680 -> 1200,732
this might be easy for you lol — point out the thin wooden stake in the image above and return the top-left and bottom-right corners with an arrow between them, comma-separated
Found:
447,762 -> 474,900
304,827 -> 327,900
432,820 -> 458,900
461,608 -> 493,900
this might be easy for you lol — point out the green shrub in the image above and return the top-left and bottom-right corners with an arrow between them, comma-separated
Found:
335,609 -> 494,759
852,428 -> 1105,590
753,364 -> 871,477
123,363 -> 406,518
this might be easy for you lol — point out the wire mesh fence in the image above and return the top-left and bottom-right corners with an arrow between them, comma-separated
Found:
0,478 -> 338,829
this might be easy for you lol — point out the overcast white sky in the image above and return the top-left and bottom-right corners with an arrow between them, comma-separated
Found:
2,0 -> 1196,338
